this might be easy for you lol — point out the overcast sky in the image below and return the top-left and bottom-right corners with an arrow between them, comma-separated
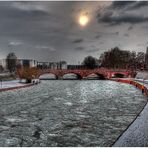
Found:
0,1 -> 148,64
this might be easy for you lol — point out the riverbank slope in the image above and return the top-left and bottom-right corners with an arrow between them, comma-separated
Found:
113,78 -> 148,147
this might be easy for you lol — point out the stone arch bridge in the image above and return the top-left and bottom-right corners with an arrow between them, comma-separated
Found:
18,68 -> 136,80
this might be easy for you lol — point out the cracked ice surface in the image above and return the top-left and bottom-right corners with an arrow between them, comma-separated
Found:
0,80 -> 147,146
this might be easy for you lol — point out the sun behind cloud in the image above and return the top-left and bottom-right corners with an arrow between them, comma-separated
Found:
79,15 -> 89,27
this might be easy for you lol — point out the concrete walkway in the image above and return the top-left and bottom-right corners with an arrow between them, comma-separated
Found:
113,80 -> 148,147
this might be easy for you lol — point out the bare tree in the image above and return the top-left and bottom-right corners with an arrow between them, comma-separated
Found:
82,56 -> 98,69
99,47 -> 145,70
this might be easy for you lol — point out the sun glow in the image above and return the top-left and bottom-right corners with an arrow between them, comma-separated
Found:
79,15 -> 89,27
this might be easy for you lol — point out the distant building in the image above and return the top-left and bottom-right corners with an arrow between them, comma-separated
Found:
145,47 -> 148,70
18,59 -> 37,68
57,61 -> 67,69
37,61 -> 67,69
0,59 -> 37,72
0,58 -> 67,71
37,62 -> 50,69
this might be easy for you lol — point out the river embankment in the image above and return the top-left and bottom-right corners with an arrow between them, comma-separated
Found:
112,78 -> 148,147
0,80 -> 34,92
111,78 -> 148,96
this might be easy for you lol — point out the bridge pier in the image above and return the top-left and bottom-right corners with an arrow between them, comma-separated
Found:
26,78 -> 32,83
57,76 -> 63,80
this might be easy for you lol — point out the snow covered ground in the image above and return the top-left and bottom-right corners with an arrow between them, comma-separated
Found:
113,79 -> 148,147
113,102 -> 148,147
0,80 -> 26,89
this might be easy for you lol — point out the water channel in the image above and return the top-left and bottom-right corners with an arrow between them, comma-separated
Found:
0,80 -> 147,146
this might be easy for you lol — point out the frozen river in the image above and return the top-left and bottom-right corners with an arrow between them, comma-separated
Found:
0,80 -> 147,146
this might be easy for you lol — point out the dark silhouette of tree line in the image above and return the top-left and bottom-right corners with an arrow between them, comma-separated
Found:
2,46 -> 147,73
82,56 -> 98,69
83,47 -> 145,70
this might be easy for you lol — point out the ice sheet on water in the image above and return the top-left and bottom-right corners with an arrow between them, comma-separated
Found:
64,102 -> 73,106
5,116 -> 27,122
0,80 -> 147,146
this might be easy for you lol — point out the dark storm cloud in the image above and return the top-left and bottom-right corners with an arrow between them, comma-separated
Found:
128,26 -> 133,31
95,32 -> 119,38
124,33 -> 129,37
72,39 -> 84,43
75,46 -> 99,53
127,1 -> 148,10
114,32 -> 119,35
95,35 -> 102,39
0,1 -> 148,64
0,2 -> 49,19
85,48 -> 99,53
100,41 -> 104,45
0,3 -> 51,41
0,1 -> 81,63
98,12 -> 148,25
110,1 -> 135,10
110,1 -> 148,10
97,1 -> 148,26
0,2 -> 79,56
75,46 -> 85,51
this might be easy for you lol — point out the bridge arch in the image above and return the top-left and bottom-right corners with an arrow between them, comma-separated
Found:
86,73 -> 106,80
38,73 -> 58,80
62,73 -> 83,80
113,73 -> 125,78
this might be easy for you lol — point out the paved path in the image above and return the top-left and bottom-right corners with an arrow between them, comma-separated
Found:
113,79 -> 148,147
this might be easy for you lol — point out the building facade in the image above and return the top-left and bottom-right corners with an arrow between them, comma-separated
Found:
0,59 -> 38,72
37,61 -> 67,69
0,58 -> 67,72
18,59 -> 38,68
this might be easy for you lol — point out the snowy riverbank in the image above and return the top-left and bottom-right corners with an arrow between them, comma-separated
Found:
113,78 -> 148,147
0,80 -> 26,89
0,79 -> 34,92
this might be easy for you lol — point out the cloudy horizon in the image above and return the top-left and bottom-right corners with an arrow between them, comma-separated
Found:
0,1 -> 148,64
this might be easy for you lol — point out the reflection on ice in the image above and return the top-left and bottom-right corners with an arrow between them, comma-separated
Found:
5,116 -> 27,122
64,102 -> 73,106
